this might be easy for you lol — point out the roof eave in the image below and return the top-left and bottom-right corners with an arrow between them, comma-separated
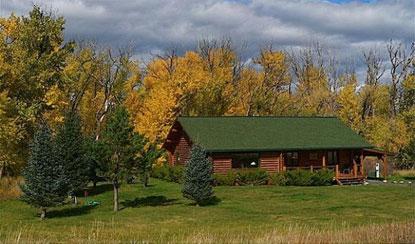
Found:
205,145 -> 375,153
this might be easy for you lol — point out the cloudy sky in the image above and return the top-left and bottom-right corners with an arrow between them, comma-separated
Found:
1,0 -> 414,78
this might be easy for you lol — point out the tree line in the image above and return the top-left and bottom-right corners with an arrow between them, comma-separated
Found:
1,5 -> 414,183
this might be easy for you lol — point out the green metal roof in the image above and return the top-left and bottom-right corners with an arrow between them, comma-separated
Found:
177,116 -> 373,152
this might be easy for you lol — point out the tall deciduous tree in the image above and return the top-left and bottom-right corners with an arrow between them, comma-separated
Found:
336,74 -> 361,132
387,41 -> 415,116
21,122 -> 68,219
0,92 -> 24,178
0,6 -> 73,175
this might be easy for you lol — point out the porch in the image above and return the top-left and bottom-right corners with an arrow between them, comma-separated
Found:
211,148 -> 387,185
282,149 -> 387,185
284,164 -> 364,185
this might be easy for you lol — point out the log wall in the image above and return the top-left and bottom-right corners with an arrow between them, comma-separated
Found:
212,156 -> 232,174
259,153 -> 281,173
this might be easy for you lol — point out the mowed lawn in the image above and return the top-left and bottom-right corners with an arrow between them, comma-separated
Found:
0,179 -> 414,243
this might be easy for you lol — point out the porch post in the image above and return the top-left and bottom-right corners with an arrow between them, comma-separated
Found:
360,151 -> 365,177
322,154 -> 326,168
335,164 -> 339,179
382,154 -> 388,178
279,153 -> 284,172
353,160 -> 357,177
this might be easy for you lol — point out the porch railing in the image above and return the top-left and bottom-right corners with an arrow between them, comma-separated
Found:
284,165 -> 336,172
284,163 -> 364,179
335,163 -> 364,179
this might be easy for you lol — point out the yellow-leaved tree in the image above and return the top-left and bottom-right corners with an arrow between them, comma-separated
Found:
336,73 -> 362,132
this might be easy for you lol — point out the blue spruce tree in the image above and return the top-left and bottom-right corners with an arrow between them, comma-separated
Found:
182,144 -> 214,205
21,122 -> 68,219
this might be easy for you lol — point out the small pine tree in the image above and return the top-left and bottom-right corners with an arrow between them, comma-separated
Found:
21,123 -> 68,219
55,111 -> 88,204
131,134 -> 159,187
182,144 -> 214,205
84,137 -> 109,187
101,106 -> 135,212
139,143 -> 159,187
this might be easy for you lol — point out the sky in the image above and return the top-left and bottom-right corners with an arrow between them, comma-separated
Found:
0,0 -> 414,80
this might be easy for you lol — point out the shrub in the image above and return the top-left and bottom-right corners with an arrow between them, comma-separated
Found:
151,165 -> 168,180
151,165 -> 184,183
152,165 -> 334,187
236,169 -> 269,186
311,169 -> 334,186
0,177 -> 22,200
285,169 -> 334,186
214,171 -> 237,186
285,170 -> 313,186
269,172 -> 287,186
168,166 -> 185,183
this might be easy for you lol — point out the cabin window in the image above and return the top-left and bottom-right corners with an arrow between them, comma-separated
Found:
231,153 -> 259,169
285,152 -> 299,166
309,152 -> 318,160
327,151 -> 338,165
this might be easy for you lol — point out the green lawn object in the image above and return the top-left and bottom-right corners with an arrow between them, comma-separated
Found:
86,200 -> 101,206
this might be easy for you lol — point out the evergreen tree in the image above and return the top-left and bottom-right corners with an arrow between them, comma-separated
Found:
21,123 -> 68,219
136,138 -> 159,187
84,137 -> 109,187
101,106 -> 135,212
182,145 -> 214,205
55,111 -> 88,204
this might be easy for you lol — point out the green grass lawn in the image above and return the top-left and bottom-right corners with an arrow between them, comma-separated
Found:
0,179 -> 414,243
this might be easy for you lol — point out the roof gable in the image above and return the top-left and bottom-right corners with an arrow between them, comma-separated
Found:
176,116 -> 373,152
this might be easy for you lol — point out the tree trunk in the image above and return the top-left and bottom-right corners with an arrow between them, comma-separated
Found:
40,208 -> 46,220
143,173 -> 149,187
93,181 -> 97,188
74,196 -> 78,205
113,180 -> 119,212
0,165 -> 3,179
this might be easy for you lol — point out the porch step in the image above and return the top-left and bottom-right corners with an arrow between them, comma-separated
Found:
336,177 -> 365,185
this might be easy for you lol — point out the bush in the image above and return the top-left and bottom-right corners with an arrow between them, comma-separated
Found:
0,177 -> 23,200
152,165 -> 334,186
285,169 -> 334,186
236,169 -> 269,186
151,165 -> 168,179
311,169 -> 334,186
151,165 -> 184,183
168,166 -> 185,183
214,171 -> 237,186
269,172 -> 287,186
285,170 -> 313,186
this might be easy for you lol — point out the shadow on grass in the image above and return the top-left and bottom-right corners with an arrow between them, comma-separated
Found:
187,196 -> 222,207
121,195 -> 178,209
47,205 -> 95,218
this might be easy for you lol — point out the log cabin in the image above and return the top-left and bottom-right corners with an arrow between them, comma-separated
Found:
162,116 -> 387,185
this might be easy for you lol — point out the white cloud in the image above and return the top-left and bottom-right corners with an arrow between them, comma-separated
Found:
1,0 -> 414,81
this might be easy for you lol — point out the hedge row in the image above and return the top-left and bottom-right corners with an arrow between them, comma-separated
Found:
151,165 -> 334,186
214,168 -> 334,186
